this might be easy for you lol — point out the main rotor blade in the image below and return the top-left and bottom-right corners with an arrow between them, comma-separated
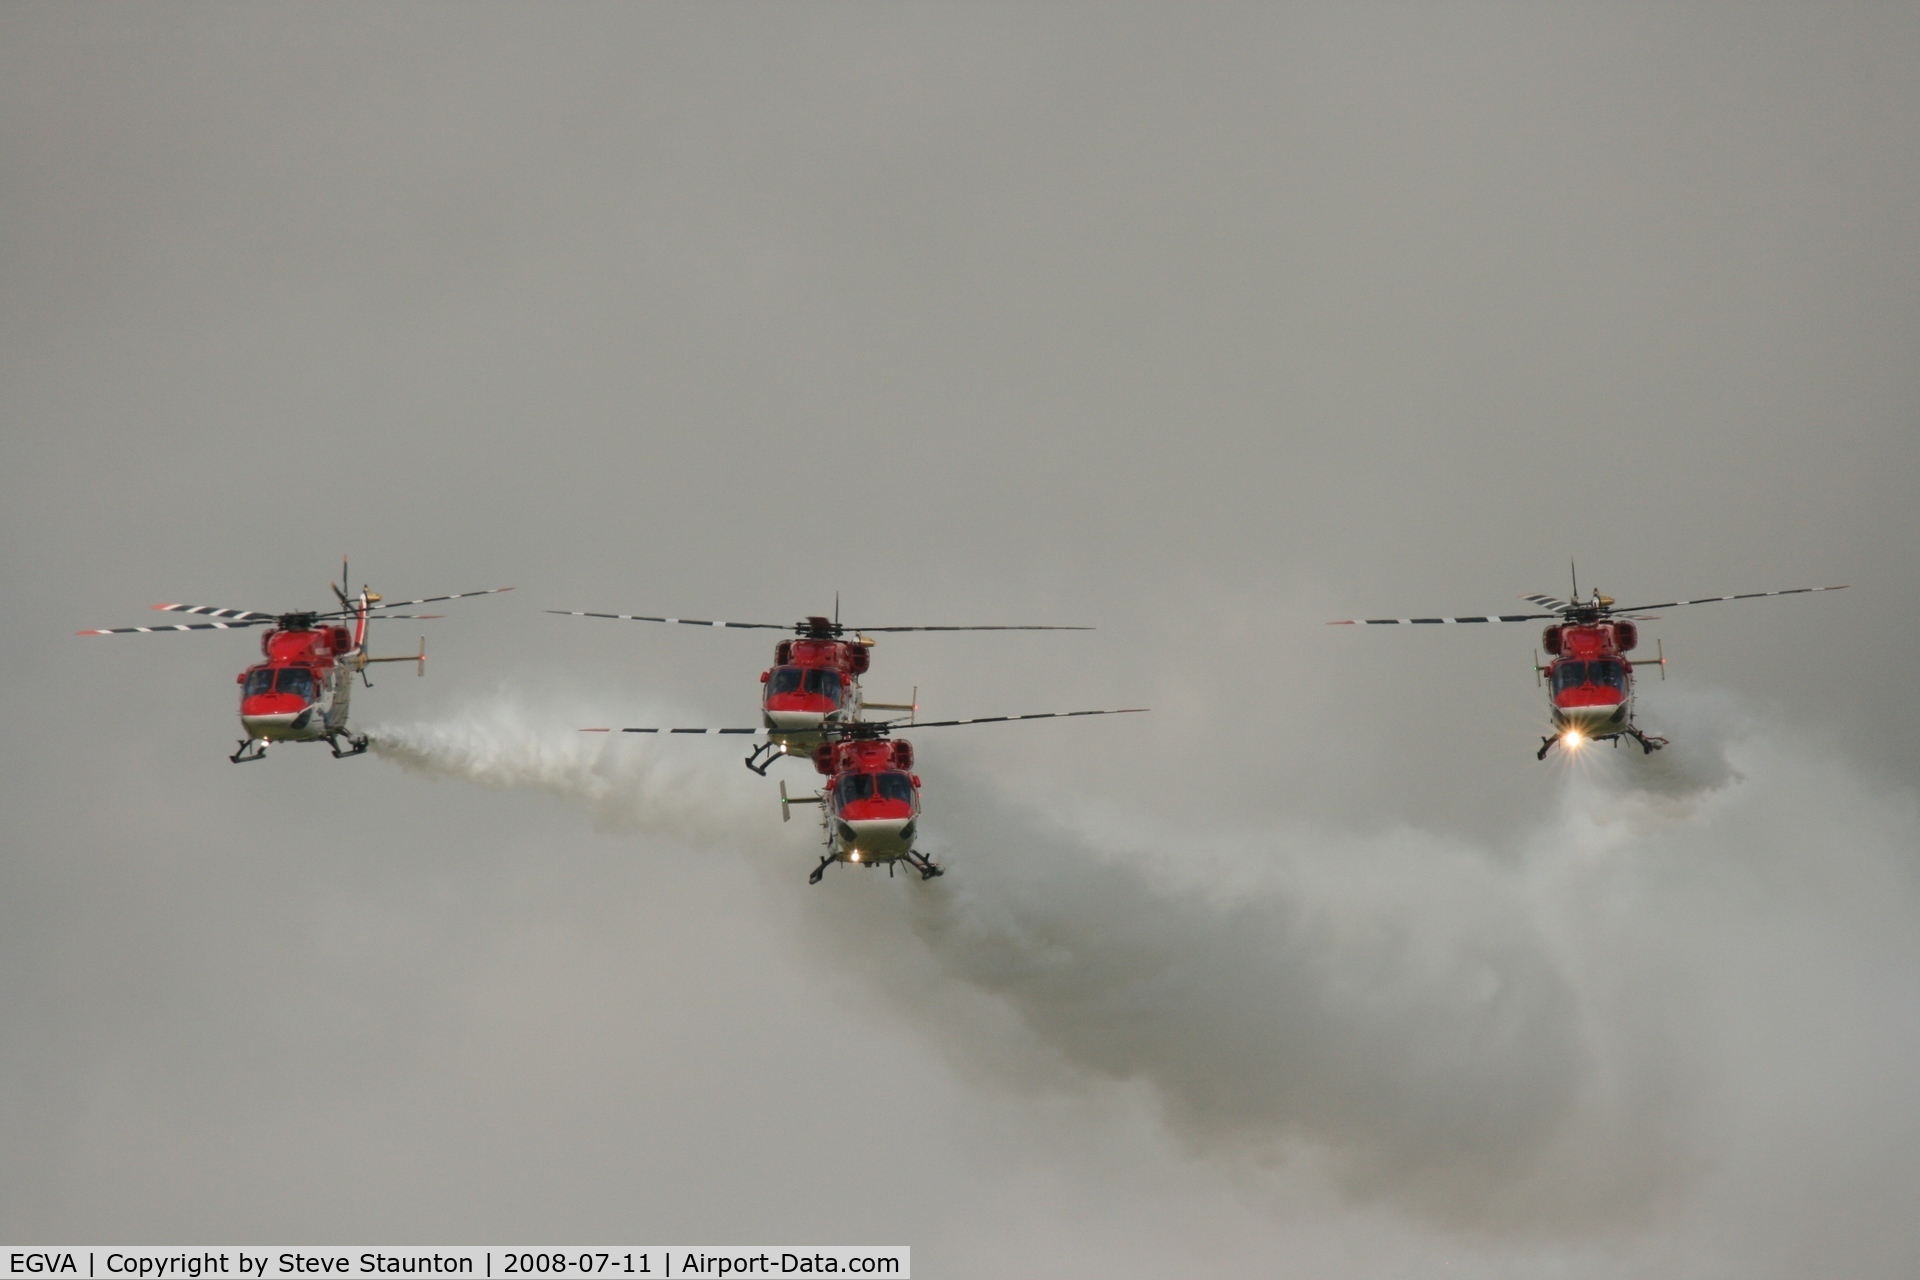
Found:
550,611 -> 1090,633
354,586 -> 514,612
894,708 -> 1149,728
1328,614 -> 1556,625
80,620 -> 273,635
81,614 -> 446,637
1520,593 -> 1571,612
580,726 -> 763,734
153,604 -> 279,622
579,708 -> 1148,734
1610,585 -> 1848,614
548,611 -> 789,629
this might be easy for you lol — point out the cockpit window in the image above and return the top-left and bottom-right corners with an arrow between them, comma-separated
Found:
769,666 -> 843,704
1550,662 -> 1586,694
1588,659 -> 1626,690
875,771 -> 914,803
803,667 -> 843,704
244,667 -> 316,701
1551,660 -> 1626,693
835,773 -> 874,805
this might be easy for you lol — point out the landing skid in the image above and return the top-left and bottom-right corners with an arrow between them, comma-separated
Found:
1623,727 -> 1668,754
807,850 -> 945,884
1537,727 -> 1669,760
745,740 -> 782,776
231,733 -> 368,763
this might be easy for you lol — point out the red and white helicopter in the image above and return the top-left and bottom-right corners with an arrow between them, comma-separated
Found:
1332,575 -> 1846,760
81,562 -> 511,762
584,708 -> 1144,883
548,603 -> 1089,774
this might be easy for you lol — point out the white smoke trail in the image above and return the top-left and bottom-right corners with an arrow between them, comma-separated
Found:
364,686 -> 1920,1263
798,691 -> 1920,1253
365,688 -> 766,843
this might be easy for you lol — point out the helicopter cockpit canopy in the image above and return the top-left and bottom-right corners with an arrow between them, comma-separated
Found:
242,666 -> 318,703
834,770 -> 916,809
766,665 -> 845,708
1551,658 -> 1627,696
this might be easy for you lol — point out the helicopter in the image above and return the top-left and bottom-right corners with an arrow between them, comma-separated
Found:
1331,574 -> 1846,759
548,601 -> 1090,774
582,708 -> 1146,883
80,561 -> 512,762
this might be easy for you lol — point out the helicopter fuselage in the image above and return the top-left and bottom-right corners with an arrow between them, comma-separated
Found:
808,736 -> 922,869
759,632 -> 870,755
236,623 -> 359,745
1540,619 -> 1646,742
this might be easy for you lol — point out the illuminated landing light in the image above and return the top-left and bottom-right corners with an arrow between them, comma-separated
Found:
1565,730 -> 1584,750
849,850 -> 861,862
779,744 -> 788,754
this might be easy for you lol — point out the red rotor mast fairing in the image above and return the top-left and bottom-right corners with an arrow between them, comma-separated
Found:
1330,575 -> 1846,760
80,560 -> 512,762
583,709 -> 1147,884
547,603 -> 1091,773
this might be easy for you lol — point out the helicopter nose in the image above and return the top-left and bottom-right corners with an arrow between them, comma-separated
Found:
840,817 -> 913,860
241,707 -> 316,739
1554,702 -> 1628,736
764,708 -> 826,731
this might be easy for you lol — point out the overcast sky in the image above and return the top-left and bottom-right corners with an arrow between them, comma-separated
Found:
5,5 -> 1919,1276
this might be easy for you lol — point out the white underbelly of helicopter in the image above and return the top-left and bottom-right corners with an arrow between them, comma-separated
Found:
833,817 -> 915,862
241,708 -> 329,741
765,710 -> 850,756
1551,701 -> 1631,736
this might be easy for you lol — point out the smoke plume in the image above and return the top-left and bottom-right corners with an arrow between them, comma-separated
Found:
367,689 -> 764,842
367,686 -> 1920,1260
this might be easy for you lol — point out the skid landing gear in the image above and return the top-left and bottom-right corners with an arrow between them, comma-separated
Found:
745,740 -> 784,776
809,851 -> 944,884
231,738 -> 269,764
1625,727 -> 1668,755
1537,728 -> 1670,760
329,733 -> 370,759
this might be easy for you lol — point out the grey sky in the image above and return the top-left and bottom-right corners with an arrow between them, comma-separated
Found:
4,5 -> 1918,1276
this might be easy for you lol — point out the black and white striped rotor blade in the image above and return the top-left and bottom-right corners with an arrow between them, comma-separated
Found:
1328,613 -> 1556,626
1611,585 -> 1848,614
896,708 -> 1149,728
79,620 -> 273,636
579,726 -> 764,735
356,586 -> 514,612
153,603 -> 278,622
548,611 -> 790,629
850,625 -> 1093,632
1520,593 -> 1571,612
